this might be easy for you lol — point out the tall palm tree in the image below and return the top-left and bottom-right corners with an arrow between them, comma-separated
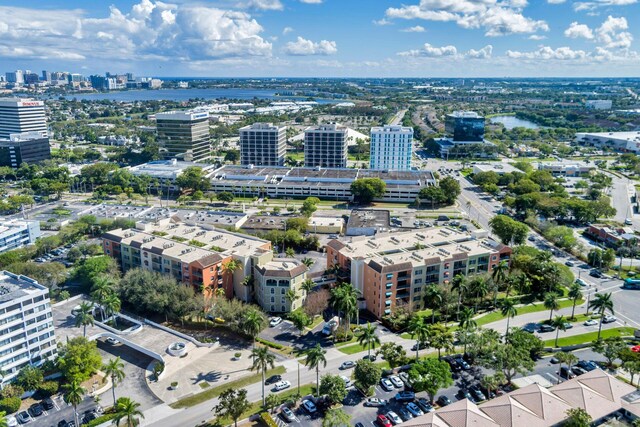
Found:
511,273 -> 531,297
491,260 -> 509,307
408,316 -> 429,360
111,397 -> 144,427
241,309 -> 265,348
301,279 -> 315,296
222,259 -> 241,280
104,357 -> 126,406
304,344 -> 327,398
357,323 -> 380,359
102,293 -> 121,323
451,274 -> 468,321
480,375 -> 500,399
285,289 -> 298,310
459,307 -> 477,354
544,292 -> 560,321
500,299 -> 518,339
74,302 -> 95,337
250,347 -> 275,407
551,316 -> 568,348
423,284 -> 443,324
91,275 -> 115,321
63,381 -> 85,427
330,283 -> 359,329
568,283 -> 582,320
470,277 -> 489,312
589,292 -> 614,340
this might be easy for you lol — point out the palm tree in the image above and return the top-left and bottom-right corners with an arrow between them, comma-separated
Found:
74,302 -> 95,337
250,347 -> 275,407
304,344 -> 327,398
330,283 -> 359,329
285,289 -> 298,310
544,292 -> 560,321
451,274 -> 468,321
301,258 -> 314,268
112,397 -> 144,427
0,411 -> 8,427
241,309 -> 265,348
222,259 -> 241,280
556,352 -> 578,383
63,381 -> 85,427
480,374 -> 500,399
104,357 -> 126,406
357,323 -> 381,359
459,307 -> 477,354
91,275 -> 115,320
589,292 -> 614,340
491,260 -> 509,307
511,273 -> 531,297
499,299 -> 518,339
102,293 -> 121,323
408,316 -> 429,360
551,316 -> 568,348
568,283 -> 582,320
470,277 -> 489,312
301,279 -> 315,296
423,284 -> 443,323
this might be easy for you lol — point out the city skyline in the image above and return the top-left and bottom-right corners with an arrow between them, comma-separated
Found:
0,0 -> 638,78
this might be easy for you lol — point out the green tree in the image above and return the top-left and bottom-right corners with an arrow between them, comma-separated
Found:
568,283 -> 582,320
57,337 -> 103,382
358,323 -> 381,358
249,346 -> 275,407
330,283 -> 359,329
0,411 -> 7,427
288,310 -> 311,336
376,343 -> 407,369
15,365 -> 43,392
213,388 -> 250,427
300,197 -> 319,216
75,256 -> 119,290
350,178 -> 386,204
551,316 -> 567,348
479,374 -> 501,399
241,308 -> 267,347
459,307 -> 477,353
439,176 -> 461,205
408,358 -> 453,403
103,357 -> 126,407
63,381 -> 85,427
216,192 -> 234,203
74,301 -> 95,337
112,397 -> 144,427
353,359 -> 381,393
408,315 -> 430,360
589,292 -> 614,340
593,336 -> 626,367
451,274 -> 468,321
491,260 -> 509,306
319,374 -> 348,405
556,351 -> 578,378
175,166 -> 209,192
500,299 -> 518,339
489,215 -> 529,246
304,344 -> 327,398
544,292 -> 560,321
427,324 -> 454,359
322,408 -> 351,427
564,408 -> 592,427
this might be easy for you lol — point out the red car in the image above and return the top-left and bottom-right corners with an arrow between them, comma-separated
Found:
631,345 -> 640,353
377,414 -> 392,427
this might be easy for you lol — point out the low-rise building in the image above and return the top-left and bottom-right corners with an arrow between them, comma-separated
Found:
472,163 -> 521,175
0,271 -> 57,384
586,224 -> 638,248
536,161 -> 595,177
575,131 -> 640,153
308,216 -> 344,234
0,220 -> 41,254
126,159 -> 218,191
346,209 -> 390,236
585,99 -> 612,110
254,258 -> 308,313
0,132 -> 51,167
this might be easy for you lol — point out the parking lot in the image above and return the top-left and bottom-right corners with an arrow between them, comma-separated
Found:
259,319 -> 334,353
18,393 -> 102,427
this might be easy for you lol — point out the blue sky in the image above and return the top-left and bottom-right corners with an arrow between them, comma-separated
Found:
0,0 -> 638,77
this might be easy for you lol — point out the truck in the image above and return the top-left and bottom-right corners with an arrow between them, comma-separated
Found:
623,278 -> 640,290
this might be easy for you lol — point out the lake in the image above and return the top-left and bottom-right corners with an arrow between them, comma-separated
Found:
490,115 -> 540,130
53,88 -> 340,104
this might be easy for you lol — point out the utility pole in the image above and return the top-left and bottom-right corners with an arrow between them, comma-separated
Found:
297,362 -> 300,396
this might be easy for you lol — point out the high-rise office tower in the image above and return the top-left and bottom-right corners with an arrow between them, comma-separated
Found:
0,98 -> 48,139
445,111 -> 485,142
42,70 -> 51,82
156,111 -> 211,162
5,71 -> 24,84
304,123 -> 348,168
239,123 -> 286,166
369,125 -> 414,171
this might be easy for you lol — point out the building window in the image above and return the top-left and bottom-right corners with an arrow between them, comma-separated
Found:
385,291 -> 392,298
386,283 -> 393,289
385,300 -> 391,307
386,274 -> 393,279
415,269 -> 423,275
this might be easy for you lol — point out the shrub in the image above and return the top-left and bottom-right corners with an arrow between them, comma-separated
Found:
83,413 -> 116,427
37,381 -> 59,397
256,337 -> 285,350
260,412 -> 278,427
0,384 -> 24,399
0,397 -> 21,414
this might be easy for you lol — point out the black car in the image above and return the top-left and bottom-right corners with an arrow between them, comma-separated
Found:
43,398 -> 55,410
437,396 -> 452,407
58,421 -> 68,427
539,324 -> 556,333
29,403 -> 44,417
590,270 -> 603,278
83,410 -> 99,423
457,389 -> 473,401
522,323 -> 538,333
560,366 -> 576,379
445,358 -> 462,372
454,357 -> 470,370
572,366 -> 587,376
411,342 -> 428,352
265,374 -> 282,385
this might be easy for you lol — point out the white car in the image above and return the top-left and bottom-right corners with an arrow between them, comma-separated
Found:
340,375 -> 352,387
6,416 -> 17,427
302,399 -> 317,413
269,317 -> 283,327
381,378 -> 394,391
281,407 -> 296,422
273,380 -> 291,391
386,411 -> 403,425
603,315 -> 617,323
389,375 -> 404,388
575,278 -> 587,287
584,319 -> 598,326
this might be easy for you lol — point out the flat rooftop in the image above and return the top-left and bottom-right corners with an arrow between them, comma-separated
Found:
473,163 -> 520,174
0,219 -> 37,234
0,271 -> 46,304
347,209 -> 390,229
256,258 -> 307,278
577,131 -> 640,141
242,215 -> 289,231
127,160 -> 217,179
139,208 -> 247,228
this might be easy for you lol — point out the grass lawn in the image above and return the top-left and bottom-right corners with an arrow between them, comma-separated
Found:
543,327 -> 636,347
170,365 -> 287,409
306,315 -> 325,331
338,343 -> 369,355
475,298 -> 584,326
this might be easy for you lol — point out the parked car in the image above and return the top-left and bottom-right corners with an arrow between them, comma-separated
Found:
437,396 -> 452,407
469,386 -> 487,402
411,342 -> 428,351
523,323 -> 538,333
575,278 -> 587,287
281,407 -> 296,422
389,375 -> 404,388
572,366 -> 587,376
340,375 -> 352,387
340,360 -> 355,370
381,378 -> 394,391
565,261 -> 575,267
563,322 -> 574,329
584,319 -> 598,326
269,317 -> 283,327
539,324 -> 556,333
42,398 -> 55,410
590,270 -> 603,278
398,407 -> 414,421
454,357 -> 470,370
416,398 -> 434,413
6,416 -> 17,427
29,403 -> 44,417
406,402 -> 424,417
457,389 -> 473,401
302,399 -> 317,414
603,315 -> 617,323
265,374 -> 282,385
395,391 -> 416,402
376,414 -> 392,427
560,366 -> 576,379
445,357 -> 461,372
273,380 -> 291,391
577,360 -> 598,372
365,398 -> 388,407
386,411 -> 403,425
16,411 -> 32,424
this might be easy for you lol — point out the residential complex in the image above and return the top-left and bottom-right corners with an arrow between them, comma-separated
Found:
239,123 -> 286,166
304,123 -> 348,168
156,111 -> 211,162
575,131 -> 640,153
0,220 -> 41,254
585,99 -> 612,110
254,259 -> 308,313
0,271 -> 57,384
0,132 -> 51,167
0,98 -> 48,139
369,125 -> 413,171
326,228 -> 511,319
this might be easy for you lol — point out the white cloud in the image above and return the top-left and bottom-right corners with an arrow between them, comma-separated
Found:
398,43 -> 457,57
300,0 -> 323,3
529,34 -> 547,40
596,15 -> 633,49
384,0 -> 548,37
283,26 -> 294,35
236,0 -> 283,10
466,44 -> 493,58
0,2 -> 273,62
284,36 -> 337,55
574,0 -> 637,11
547,0 -> 566,3
506,46 -> 588,60
564,22 -> 594,39
401,25 -> 426,32
373,18 -> 393,26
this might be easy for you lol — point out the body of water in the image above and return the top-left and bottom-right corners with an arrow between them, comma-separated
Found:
490,115 -> 540,130
51,88 -> 340,103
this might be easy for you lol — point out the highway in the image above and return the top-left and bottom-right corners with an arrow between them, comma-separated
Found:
389,108 -> 408,126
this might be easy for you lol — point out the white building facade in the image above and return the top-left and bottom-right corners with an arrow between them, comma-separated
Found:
0,220 -> 41,254
369,125 -> 414,171
0,98 -> 48,139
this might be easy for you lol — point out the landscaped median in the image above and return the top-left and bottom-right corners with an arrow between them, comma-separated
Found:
169,366 -> 286,409
543,327 -> 635,348
474,297 -> 585,327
